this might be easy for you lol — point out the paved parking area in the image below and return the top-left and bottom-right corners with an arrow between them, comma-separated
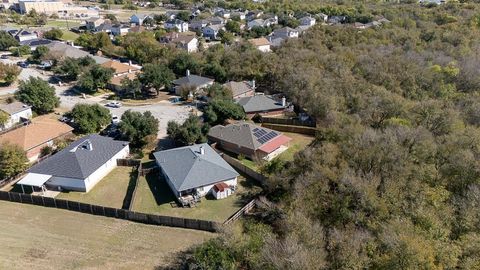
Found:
0,56 -> 196,138
57,88 -> 195,138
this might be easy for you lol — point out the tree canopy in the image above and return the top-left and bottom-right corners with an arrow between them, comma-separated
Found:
69,103 -> 111,134
119,110 -> 159,148
0,143 -> 28,180
15,77 -> 59,114
0,31 -> 19,50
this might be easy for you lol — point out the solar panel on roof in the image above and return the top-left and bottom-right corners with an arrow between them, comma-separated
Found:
253,128 -> 259,132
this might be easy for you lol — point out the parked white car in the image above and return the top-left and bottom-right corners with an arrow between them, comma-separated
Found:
105,101 -> 122,108
111,115 -> 120,125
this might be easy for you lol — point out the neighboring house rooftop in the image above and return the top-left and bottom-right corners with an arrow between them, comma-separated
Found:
173,74 -> 214,87
236,95 -> 285,113
0,116 -> 73,152
208,122 -> 288,151
0,102 -> 30,115
28,134 -> 129,179
19,38 -> 52,47
101,60 -> 140,74
153,143 -> 239,192
223,81 -> 254,97
131,13 -> 150,20
166,19 -> 187,24
110,72 -> 139,87
248,37 -> 270,47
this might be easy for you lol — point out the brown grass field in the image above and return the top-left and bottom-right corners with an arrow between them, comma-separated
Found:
0,201 -> 213,269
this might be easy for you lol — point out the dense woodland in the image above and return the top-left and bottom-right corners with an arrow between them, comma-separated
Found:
168,1 -> 480,270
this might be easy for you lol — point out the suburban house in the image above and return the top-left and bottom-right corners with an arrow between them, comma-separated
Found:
164,19 -> 189,32
160,32 -> 198,53
207,16 -> 225,25
45,42 -> 109,64
101,60 -> 141,76
203,24 -> 224,40
0,102 -> 32,131
215,9 -> 231,19
94,21 -> 113,33
85,17 -> 104,30
153,143 -> 239,202
237,95 -> 288,118
246,10 -> 264,21
300,16 -> 316,26
273,27 -> 299,39
130,14 -> 151,25
223,81 -> 256,99
317,13 -> 328,23
328,15 -> 346,24
231,11 -> 246,20
208,122 -> 292,161
18,134 -> 129,193
0,116 -> 73,162
248,37 -> 271,52
9,29 -> 38,42
172,70 -> 215,96
189,19 -> 209,31
101,60 -> 141,91
20,38 -> 53,50
110,24 -> 130,36
247,19 -> 265,29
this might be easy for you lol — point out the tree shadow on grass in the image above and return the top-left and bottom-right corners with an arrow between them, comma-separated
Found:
145,172 -> 177,206
121,167 -> 138,210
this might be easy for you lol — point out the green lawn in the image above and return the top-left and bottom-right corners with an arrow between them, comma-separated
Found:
276,132 -> 315,162
56,166 -> 135,209
132,172 -> 256,222
61,30 -> 79,41
46,20 -> 81,29
0,200 -> 212,269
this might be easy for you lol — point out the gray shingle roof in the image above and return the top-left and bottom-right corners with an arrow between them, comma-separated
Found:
208,122 -> 280,151
173,75 -> 214,87
236,95 -> 285,113
223,81 -> 254,97
153,143 -> 239,192
28,134 -> 129,179
0,102 -> 30,115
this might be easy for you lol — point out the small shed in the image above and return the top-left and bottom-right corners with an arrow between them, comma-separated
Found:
212,182 -> 232,200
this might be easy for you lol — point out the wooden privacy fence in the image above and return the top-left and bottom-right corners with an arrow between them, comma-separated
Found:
224,199 -> 256,225
259,116 -> 316,127
261,123 -> 317,136
117,159 -> 141,167
0,191 -> 219,232
127,162 -> 143,211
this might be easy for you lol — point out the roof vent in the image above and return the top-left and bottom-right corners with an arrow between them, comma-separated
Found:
70,139 -> 93,152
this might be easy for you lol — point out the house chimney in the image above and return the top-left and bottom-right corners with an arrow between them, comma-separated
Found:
199,146 -> 205,155
186,69 -> 190,76
251,80 -> 255,89
129,60 -> 132,66
281,97 -> 286,107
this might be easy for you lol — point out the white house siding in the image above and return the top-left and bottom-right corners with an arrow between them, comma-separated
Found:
195,177 -> 237,197
1,109 -> 32,130
47,145 -> 129,192
84,145 -> 129,192
187,39 -> 198,53
48,176 -> 86,191
257,44 -> 271,53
